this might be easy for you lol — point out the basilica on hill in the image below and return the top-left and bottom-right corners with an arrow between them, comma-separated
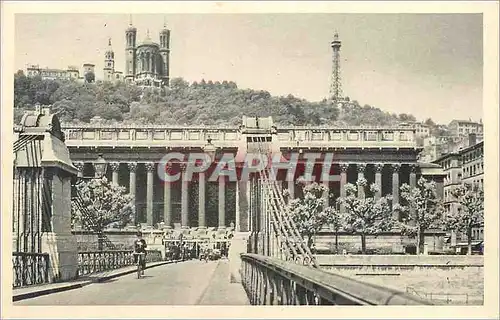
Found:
103,20 -> 171,88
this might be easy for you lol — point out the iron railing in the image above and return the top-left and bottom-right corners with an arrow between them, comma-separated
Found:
12,252 -> 50,288
77,249 -> 163,276
241,254 -> 433,305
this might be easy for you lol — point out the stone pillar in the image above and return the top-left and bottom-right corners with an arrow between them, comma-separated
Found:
235,180 -> 240,232
145,162 -> 155,226
409,164 -> 417,188
180,163 -> 189,228
127,162 -> 137,226
374,163 -> 383,199
339,163 -> 349,212
163,163 -> 172,228
110,162 -> 120,185
287,180 -> 295,200
322,182 -> 329,208
198,171 -> 206,228
409,164 -> 418,226
357,163 -> 366,199
42,168 -> 79,282
218,175 -> 226,229
392,163 -> 401,220
237,179 -> 249,232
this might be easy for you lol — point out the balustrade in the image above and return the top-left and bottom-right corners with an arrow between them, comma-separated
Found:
12,252 -> 50,288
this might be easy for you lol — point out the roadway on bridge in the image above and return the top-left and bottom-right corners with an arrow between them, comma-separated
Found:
15,259 -> 249,305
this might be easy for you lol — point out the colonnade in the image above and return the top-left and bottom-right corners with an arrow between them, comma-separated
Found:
73,160 -> 419,229
73,161 -> 230,229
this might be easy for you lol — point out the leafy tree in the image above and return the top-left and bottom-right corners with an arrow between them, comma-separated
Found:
85,71 -> 95,83
72,177 -> 134,250
444,183 -> 484,255
424,118 -> 436,127
397,177 -> 445,254
337,178 -> 394,254
286,182 -> 336,249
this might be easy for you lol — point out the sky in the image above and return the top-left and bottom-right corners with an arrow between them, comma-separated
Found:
14,13 -> 483,124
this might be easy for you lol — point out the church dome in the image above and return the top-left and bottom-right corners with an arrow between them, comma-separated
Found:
138,35 -> 159,47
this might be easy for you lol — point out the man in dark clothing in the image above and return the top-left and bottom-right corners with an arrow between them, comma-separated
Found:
133,231 -> 147,273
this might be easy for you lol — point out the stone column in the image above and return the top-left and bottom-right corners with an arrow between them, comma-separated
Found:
198,171 -> 206,229
287,180 -> 295,200
409,164 -> 417,188
145,162 -> 155,227
374,163 -> 383,199
127,162 -> 138,226
392,163 -> 401,220
218,175 -> 226,229
180,163 -> 189,228
110,162 -> 120,185
409,164 -> 417,225
163,163 -> 172,228
339,163 -> 349,212
357,163 -> 366,199
235,180 -> 240,232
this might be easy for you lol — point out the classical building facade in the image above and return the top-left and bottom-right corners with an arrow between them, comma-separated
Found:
62,116 -> 445,233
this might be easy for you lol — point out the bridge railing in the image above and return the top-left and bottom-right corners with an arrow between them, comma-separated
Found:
77,249 -> 162,276
241,253 -> 433,305
12,252 -> 50,288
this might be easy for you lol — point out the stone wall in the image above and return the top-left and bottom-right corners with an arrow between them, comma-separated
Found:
315,254 -> 483,267
317,254 -> 484,305
314,232 -> 446,254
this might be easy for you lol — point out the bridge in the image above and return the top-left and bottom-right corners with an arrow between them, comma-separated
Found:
11,106 -> 439,306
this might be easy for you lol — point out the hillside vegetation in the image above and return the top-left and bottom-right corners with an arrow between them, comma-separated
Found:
14,70 -> 422,127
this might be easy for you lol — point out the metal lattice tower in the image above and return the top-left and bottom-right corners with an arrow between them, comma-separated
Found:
329,32 -> 343,103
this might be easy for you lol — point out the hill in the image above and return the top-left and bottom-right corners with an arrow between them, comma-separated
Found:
13,70 -> 421,127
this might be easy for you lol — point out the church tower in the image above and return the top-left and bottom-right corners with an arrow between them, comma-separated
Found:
103,38 -> 115,81
125,16 -> 137,83
159,20 -> 170,86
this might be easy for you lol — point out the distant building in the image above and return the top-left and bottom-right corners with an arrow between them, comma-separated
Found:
101,21 -> 170,88
433,135 -> 484,250
26,64 -> 94,82
83,63 -> 96,81
420,133 -> 483,163
448,119 -> 483,137
399,122 -> 431,138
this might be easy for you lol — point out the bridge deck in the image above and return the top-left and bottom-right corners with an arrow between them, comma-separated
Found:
14,260 -> 249,305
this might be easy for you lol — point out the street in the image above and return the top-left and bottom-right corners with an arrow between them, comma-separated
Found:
15,259 -> 249,305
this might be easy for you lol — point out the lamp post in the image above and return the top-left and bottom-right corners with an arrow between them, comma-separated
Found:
93,153 -> 108,179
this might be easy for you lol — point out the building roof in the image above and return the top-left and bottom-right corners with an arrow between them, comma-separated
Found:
417,162 -> 442,169
449,119 -> 483,126
138,31 -> 159,47
458,140 -> 484,154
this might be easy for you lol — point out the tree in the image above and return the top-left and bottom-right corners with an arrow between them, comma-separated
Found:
397,177 -> 445,255
424,118 -> 436,127
85,71 -> 95,83
286,182 -> 336,249
72,177 -> 134,250
445,183 -> 484,255
337,178 -> 394,254
324,206 -> 343,254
